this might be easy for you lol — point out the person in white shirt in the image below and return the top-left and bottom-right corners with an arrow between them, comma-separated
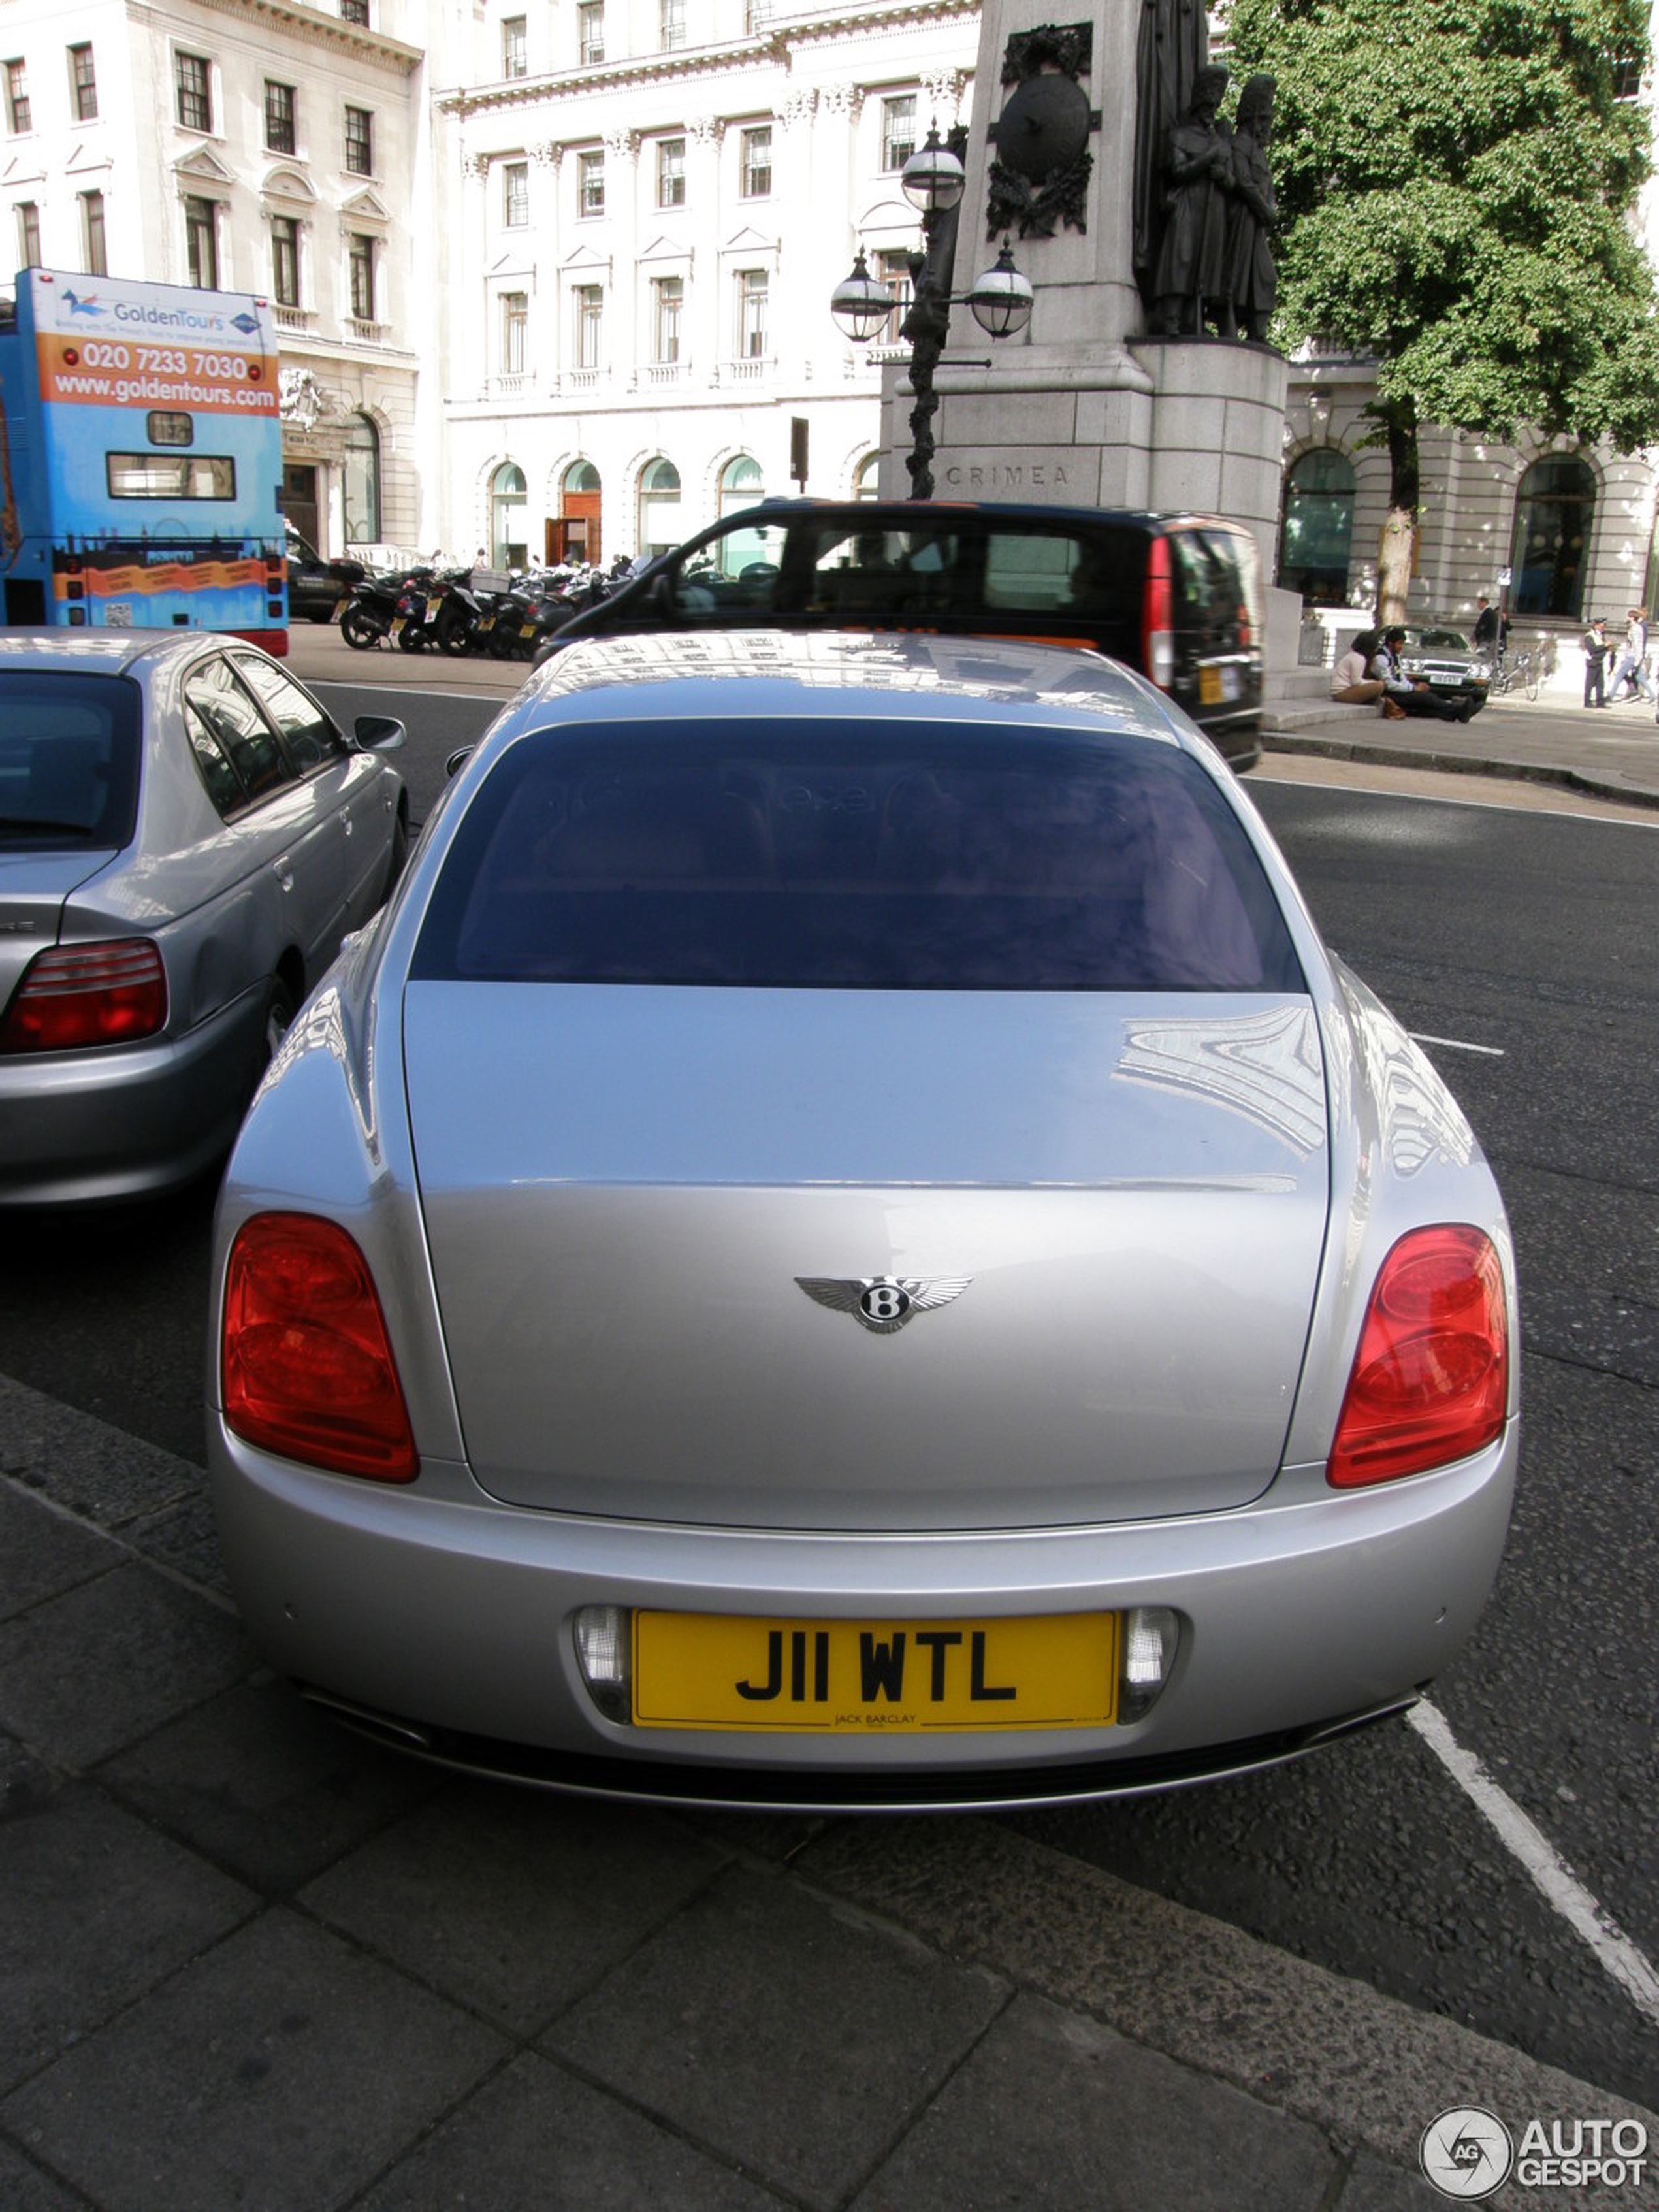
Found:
1606,609 -> 1653,704
1330,629 -> 1389,708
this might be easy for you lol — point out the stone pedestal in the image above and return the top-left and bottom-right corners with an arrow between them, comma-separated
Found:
878,0 -> 1290,577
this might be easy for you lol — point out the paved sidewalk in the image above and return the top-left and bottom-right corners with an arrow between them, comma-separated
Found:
3,1374 -> 1654,2212
1261,685 -> 1659,808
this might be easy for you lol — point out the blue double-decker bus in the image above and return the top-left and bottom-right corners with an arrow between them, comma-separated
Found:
0,267 -> 287,651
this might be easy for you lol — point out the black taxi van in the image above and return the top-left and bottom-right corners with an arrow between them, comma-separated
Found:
543,500 -> 1264,768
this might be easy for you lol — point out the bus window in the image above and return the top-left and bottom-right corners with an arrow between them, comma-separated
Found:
107,453 -> 236,500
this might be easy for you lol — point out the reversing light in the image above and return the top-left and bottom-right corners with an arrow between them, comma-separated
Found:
1119,1606 -> 1180,1722
1327,1225 -> 1508,1489
222,1213 -> 418,1480
0,941 -> 167,1053
574,1605 -> 632,1722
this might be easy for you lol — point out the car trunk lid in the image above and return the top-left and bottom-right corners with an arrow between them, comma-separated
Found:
0,852 -> 116,1018
404,983 -> 1331,1531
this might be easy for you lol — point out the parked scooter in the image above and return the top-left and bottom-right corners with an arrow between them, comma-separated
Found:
340,564 -> 431,649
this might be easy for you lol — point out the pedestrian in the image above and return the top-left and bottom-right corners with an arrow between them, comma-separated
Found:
1329,627 -> 1390,709
1605,608 -> 1654,703
1581,616 -> 1609,708
1368,627 -> 1470,721
1472,595 -> 1500,656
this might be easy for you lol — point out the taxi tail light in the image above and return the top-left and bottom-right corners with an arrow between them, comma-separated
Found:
0,940 -> 167,1053
222,1213 -> 418,1481
1327,1226 -> 1508,1489
1142,537 -> 1175,690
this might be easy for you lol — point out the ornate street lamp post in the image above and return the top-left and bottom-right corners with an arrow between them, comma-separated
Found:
830,127 -> 1033,500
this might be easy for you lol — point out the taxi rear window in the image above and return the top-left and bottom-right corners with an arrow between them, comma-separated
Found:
413,719 -> 1304,994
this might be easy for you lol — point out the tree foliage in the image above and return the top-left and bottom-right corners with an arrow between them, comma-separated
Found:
1223,0 -> 1659,459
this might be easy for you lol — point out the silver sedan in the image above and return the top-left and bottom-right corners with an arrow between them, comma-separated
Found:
0,629 -> 406,1205
208,632 -> 1517,1810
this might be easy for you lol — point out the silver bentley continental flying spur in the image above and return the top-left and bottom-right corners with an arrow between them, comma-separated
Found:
207,631 -> 1517,1810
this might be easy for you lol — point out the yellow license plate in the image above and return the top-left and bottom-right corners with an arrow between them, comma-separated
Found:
632,1612 -> 1118,1733
1199,664 -> 1222,705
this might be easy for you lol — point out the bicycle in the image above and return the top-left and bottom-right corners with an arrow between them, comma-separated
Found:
1488,645 -> 1531,700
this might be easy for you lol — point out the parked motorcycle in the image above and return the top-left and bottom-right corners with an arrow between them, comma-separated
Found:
340,565 -> 431,650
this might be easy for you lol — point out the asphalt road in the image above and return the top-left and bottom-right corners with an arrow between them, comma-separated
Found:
4,672 -> 1656,2111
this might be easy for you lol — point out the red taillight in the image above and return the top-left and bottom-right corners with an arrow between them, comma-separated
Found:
222,1212 -> 418,1481
0,940 -> 167,1053
1143,536 -> 1174,691
1327,1226 -> 1509,1489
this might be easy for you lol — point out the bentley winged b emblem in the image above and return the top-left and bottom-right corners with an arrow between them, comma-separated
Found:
795,1275 -> 973,1336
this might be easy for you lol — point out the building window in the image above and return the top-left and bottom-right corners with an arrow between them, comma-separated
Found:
185,195 -> 219,287
652,276 -> 682,363
491,461 -> 528,568
344,106 -> 373,176
740,125 -> 771,198
69,44 -> 98,122
1509,453 -> 1596,619
881,94 -> 916,172
80,191 -> 107,276
720,454 -> 763,515
660,0 -> 686,50
657,138 -> 685,209
340,0 -> 370,24
575,284 -> 604,367
875,248 -> 914,344
854,452 -> 882,500
349,233 -> 376,320
579,149 -> 604,216
175,53 -> 212,134
501,290 -> 528,374
1278,448 -> 1356,608
344,413 -> 380,542
638,457 -> 681,555
6,61 -> 31,135
579,3 -> 604,62
737,268 -> 768,358
271,215 -> 300,306
265,81 -> 296,154
502,16 -> 528,76
503,160 -> 529,226
1611,49 -> 1644,99
18,201 -> 41,268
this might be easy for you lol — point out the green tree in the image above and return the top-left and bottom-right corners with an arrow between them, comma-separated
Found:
1224,0 -> 1659,617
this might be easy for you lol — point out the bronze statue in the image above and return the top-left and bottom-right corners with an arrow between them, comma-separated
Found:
1151,65 -> 1231,336
1223,74 -> 1278,342
1133,0 -> 1209,306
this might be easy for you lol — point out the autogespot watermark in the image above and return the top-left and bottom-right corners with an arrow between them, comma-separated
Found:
1420,2108 -> 1651,2198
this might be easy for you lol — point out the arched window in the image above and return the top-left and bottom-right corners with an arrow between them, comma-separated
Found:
343,414 -> 380,546
560,459 -> 602,565
491,461 -> 528,568
563,460 -> 600,496
1509,455 -> 1595,619
1278,448 -> 1355,606
637,457 -> 681,556
720,455 -> 764,515
854,453 -> 882,502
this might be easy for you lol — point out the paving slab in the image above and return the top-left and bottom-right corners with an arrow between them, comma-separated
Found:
0,1483 -> 123,1622
850,1989 -> 1337,2210
544,1862 -> 1009,2211
301,1783 -> 733,2036
1,1907 -> 506,2212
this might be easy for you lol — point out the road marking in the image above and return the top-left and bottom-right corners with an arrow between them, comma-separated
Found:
1409,1699 -> 1659,2028
1409,1032 -> 1506,1057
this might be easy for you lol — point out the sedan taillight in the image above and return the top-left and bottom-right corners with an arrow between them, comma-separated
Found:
0,939 -> 167,1053
1327,1225 -> 1509,1489
222,1212 -> 418,1481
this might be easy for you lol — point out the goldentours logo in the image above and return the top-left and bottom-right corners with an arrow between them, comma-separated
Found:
1420,2109 -> 1651,2198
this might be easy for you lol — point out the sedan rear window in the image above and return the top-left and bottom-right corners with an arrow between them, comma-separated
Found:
0,673 -> 142,849
413,721 -> 1304,993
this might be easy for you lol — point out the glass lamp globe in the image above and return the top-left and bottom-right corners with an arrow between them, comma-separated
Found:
967,240 -> 1034,339
830,250 -> 896,343
901,127 -> 966,217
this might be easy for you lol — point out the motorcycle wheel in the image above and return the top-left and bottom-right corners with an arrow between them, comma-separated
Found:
340,606 -> 382,651
436,606 -> 474,656
397,623 -> 427,652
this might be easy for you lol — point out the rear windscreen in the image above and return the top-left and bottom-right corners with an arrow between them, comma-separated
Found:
411,721 -> 1305,993
0,673 -> 142,849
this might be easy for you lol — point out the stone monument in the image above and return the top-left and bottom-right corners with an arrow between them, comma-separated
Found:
878,0 -> 1290,586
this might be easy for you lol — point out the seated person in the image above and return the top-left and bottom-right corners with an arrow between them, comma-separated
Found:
1369,626 -> 1470,721
1330,629 -> 1387,707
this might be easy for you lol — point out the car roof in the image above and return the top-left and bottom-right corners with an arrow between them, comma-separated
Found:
0,627 -> 263,677
507,628 -> 1189,740
723,497 -> 1246,532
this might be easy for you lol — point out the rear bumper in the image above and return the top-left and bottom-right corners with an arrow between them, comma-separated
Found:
0,992 -> 259,1206
209,1421 -> 1517,1810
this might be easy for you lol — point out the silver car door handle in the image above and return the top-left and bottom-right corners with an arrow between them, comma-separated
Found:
343,814 -> 355,838
273,857 -> 295,892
